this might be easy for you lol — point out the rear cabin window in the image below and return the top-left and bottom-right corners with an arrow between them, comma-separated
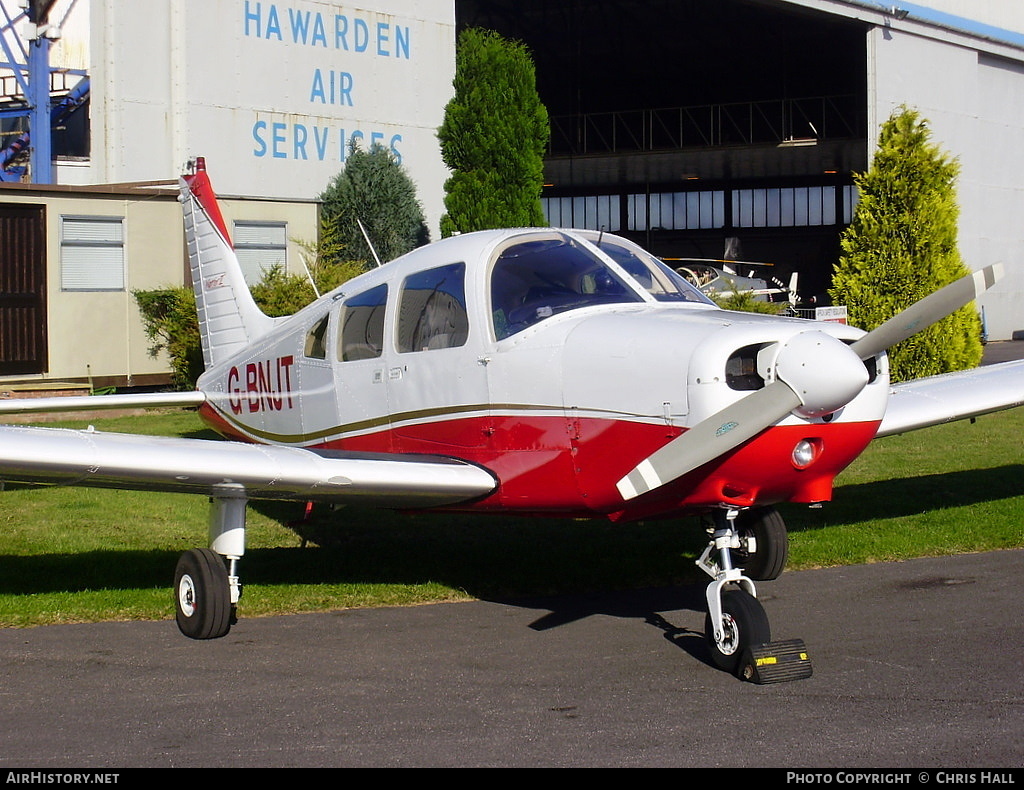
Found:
490,235 -> 643,340
338,284 -> 388,361
397,263 -> 469,353
304,313 -> 330,359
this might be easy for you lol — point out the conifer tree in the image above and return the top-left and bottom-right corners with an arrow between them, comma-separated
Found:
319,140 -> 430,265
830,106 -> 982,382
437,28 -> 549,236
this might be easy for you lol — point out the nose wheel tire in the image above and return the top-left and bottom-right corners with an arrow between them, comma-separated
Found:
174,548 -> 233,640
732,506 -> 788,581
705,587 -> 771,674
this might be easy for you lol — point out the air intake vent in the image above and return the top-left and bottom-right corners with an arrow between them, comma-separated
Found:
726,344 -> 766,391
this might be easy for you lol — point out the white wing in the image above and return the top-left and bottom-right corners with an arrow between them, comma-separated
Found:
876,360 -> 1024,438
0,391 -> 206,416
0,425 -> 497,508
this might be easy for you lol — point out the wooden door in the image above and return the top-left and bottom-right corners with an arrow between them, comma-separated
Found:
0,204 -> 47,375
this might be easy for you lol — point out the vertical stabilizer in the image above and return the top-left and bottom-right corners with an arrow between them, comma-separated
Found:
180,158 -> 276,368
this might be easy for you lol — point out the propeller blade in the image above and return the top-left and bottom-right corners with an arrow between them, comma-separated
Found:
616,381 -> 801,501
849,264 -> 1002,360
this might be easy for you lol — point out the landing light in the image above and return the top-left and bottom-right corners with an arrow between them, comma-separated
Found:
792,439 -> 821,469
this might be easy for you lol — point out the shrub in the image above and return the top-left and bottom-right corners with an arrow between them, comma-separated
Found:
437,28 -> 549,235
830,107 -> 982,382
319,140 -> 429,265
134,287 -> 204,390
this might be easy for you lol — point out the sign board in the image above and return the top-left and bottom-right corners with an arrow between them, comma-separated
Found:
814,305 -> 848,324
89,0 -> 455,232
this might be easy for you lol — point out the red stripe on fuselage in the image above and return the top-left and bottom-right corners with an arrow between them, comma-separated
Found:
198,404 -> 880,520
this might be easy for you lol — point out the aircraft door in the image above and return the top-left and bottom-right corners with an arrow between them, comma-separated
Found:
333,283 -> 393,451
385,262 -> 490,450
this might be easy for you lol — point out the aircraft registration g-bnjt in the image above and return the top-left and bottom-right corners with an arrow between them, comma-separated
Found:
3,158 -> 1024,683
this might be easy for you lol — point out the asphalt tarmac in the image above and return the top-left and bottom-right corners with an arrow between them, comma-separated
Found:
982,339 -> 1024,365
1,549 -> 1022,768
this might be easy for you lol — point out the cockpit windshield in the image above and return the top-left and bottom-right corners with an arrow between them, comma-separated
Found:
490,233 -> 644,340
578,232 -> 715,305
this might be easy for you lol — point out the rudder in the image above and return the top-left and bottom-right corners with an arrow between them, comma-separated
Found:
180,157 -> 276,370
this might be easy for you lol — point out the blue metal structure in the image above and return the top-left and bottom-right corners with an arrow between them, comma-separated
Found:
0,0 -> 88,183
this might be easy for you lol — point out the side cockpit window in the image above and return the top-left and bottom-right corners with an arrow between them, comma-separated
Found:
397,263 -> 469,353
490,235 -> 643,340
338,283 -> 388,361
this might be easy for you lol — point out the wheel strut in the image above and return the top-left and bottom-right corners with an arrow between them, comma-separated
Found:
697,508 -> 758,648
207,482 -> 247,608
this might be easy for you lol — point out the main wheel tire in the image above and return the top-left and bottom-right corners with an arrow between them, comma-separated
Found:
732,506 -> 788,581
174,548 -> 233,640
704,588 -> 771,674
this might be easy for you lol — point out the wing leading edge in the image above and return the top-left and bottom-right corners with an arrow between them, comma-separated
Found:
0,425 -> 498,508
877,359 -> 1024,438
0,390 -> 207,416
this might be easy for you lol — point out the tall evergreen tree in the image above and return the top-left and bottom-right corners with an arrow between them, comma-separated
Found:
319,140 -> 430,265
830,106 -> 982,382
437,27 -> 549,236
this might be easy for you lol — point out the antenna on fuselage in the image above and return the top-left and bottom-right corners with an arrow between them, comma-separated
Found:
301,258 -> 321,299
357,218 -> 383,268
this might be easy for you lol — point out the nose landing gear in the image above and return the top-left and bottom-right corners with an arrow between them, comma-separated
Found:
698,507 -> 812,683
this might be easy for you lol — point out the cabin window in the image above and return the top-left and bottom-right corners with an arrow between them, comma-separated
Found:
490,235 -> 643,340
338,283 -> 388,361
397,263 -> 469,353
304,313 -> 330,359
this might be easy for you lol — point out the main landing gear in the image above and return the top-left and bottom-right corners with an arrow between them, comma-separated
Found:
697,506 -> 812,683
173,484 -> 246,639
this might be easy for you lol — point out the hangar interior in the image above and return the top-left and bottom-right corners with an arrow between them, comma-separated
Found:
456,0 -> 872,302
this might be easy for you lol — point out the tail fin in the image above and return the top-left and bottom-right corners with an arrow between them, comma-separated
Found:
180,157 -> 276,369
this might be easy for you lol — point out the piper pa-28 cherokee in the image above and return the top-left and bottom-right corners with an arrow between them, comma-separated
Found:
3,158 -> 1024,683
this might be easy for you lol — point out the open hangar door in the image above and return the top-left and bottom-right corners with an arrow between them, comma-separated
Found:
455,0 -> 870,304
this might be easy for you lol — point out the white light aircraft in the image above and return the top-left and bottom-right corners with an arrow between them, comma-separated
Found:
2,158 -> 1024,683
672,258 -> 798,304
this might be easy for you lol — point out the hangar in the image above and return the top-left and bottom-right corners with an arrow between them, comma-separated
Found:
461,0 -> 1024,338
1,0 -> 1023,390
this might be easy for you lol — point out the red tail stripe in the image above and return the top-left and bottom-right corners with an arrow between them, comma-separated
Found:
184,160 -> 233,248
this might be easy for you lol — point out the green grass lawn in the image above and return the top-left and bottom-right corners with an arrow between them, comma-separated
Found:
1,406 -> 1022,628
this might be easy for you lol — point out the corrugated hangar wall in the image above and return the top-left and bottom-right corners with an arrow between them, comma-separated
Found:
863,8 -> 1024,342
457,0 -> 1024,340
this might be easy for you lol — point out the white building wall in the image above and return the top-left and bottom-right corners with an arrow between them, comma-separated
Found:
868,24 -> 1024,340
85,0 -> 455,237
971,54 -> 1024,340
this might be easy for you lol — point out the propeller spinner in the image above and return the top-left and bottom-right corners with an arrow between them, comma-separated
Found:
616,263 -> 1003,501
